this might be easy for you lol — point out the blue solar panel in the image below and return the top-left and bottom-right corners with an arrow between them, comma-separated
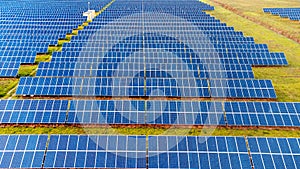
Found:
44,135 -> 147,168
148,136 -> 252,169
146,101 -> 225,125
36,62 -> 255,79
0,62 -> 20,77
248,137 -> 300,169
0,100 -> 68,124
264,8 -> 300,21
16,77 -> 145,96
67,100 -> 145,124
0,135 -> 48,168
225,102 -> 300,127
210,79 -> 277,98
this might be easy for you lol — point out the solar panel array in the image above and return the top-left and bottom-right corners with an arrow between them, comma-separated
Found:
0,0 -> 112,77
14,0 -> 289,99
264,8 -> 300,21
1,0 -> 299,168
1,99 -> 300,127
1,135 -> 299,168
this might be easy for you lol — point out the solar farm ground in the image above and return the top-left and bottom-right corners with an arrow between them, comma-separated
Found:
0,0 -> 299,138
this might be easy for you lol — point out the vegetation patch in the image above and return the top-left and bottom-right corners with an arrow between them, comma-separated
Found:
0,79 -> 19,98
1,126 -> 300,138
18,65 -> 38,77
35,54 -> 51,63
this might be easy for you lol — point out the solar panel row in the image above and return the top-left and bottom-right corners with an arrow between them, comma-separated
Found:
59,44 -> 268,53
264,8 -> 300,21
50,51 -> 287,66
1,100 -> 300,127
16,77 -> 276,98
36,62 -> 255,79
0,135 -> 299,168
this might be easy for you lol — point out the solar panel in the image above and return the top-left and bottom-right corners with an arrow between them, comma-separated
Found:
146,101 -> 225,125
0,62 -> 20,77
36,62 -> 254,79
148,136 -> 252,168
67,100 -> 145,124
210,79 -> 277,98
225,102 -> 300,127
16,77 -> 145,97
1,134 -> 300,169
44,135 -> 147,168
0,100 -> 68,124
0,135 -> 48,168
248,137 -> 300,169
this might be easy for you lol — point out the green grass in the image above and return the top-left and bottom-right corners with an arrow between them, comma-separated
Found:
17,65 -> 38,77
82,22 -> 89,26
1,126 -> 299,138
35,54 -> 51,63
202,0 -> 300,102
0,79 -> 19,98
